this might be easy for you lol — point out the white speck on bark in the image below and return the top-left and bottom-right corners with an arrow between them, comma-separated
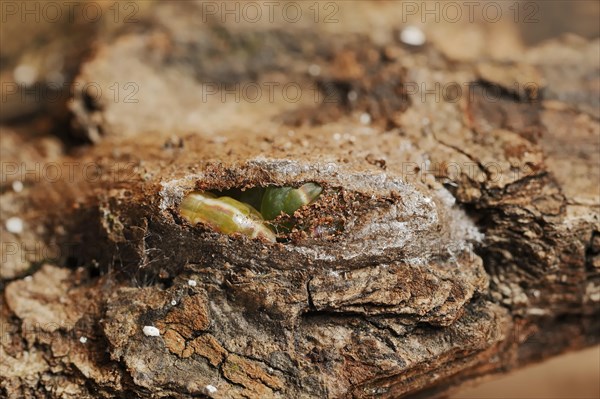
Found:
187,279 -> 197,287
400,26 -> 426,46
14,64 -> 38,86
6,217 -> 24,234
527,308 -> 547,316
143,326 -> 160,337
12,180 -> 24,192
359,113 -> 371,125
205,385 -> 218,394
308,64 -> 321,77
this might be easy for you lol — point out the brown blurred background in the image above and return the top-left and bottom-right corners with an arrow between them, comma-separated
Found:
518,0 -> 599,44
453,345 -> 600,399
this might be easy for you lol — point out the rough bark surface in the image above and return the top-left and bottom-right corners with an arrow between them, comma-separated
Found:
1,2 -> 599,399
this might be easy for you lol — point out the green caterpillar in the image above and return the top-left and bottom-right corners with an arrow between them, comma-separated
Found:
260,183 -> 322,220
179,183 -> 322,242
180,191 -> 277,242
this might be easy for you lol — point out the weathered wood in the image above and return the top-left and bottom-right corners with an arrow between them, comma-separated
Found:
1,2 -> 598,398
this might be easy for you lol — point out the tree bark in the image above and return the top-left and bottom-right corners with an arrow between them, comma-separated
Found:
1,2 -> 598,398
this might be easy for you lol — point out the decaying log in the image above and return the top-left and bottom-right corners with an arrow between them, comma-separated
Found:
1,2 -> 598,398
